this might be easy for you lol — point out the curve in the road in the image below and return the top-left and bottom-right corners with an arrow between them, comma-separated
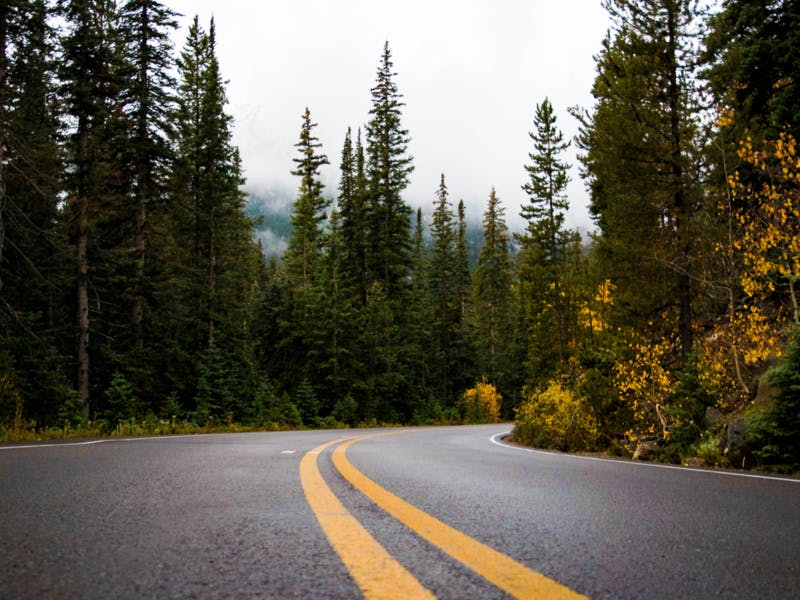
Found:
329,432 -> 587,600
300,436 -> 436,600
490,431 -> 800,484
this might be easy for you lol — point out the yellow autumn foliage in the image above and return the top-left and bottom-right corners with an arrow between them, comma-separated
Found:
701,133 -> 796,410
513,381 -> 597,451
459,378 -> 501,424
731,133 -> 800,320
578,279 -> 614,333
614,331 -> 676,446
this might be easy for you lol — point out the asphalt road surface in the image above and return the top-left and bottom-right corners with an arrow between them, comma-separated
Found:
1,425 -> 798,599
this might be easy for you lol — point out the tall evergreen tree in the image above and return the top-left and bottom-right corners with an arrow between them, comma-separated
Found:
317,207 -> 354,409
473,189 -> 514,397
169,16 -> 258,417
116,0 -> 177,350
338,127 -> 369,305
60,0 -> 128,414
405,207 -> 433,415
575,0 -> 705,362
280,107 -> 331,406
518,98 -> 572,386
364,41 -> 414,297
172,16 -> 250,351
428,174 -> 458,402
285,107 -> 330,287
0,0 -> 68,425
704,0 -> 800,142
357,42 -> 416,421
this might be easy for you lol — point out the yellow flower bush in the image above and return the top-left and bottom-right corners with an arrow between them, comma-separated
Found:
513,381 -> 597,451
460,378 -> 501,423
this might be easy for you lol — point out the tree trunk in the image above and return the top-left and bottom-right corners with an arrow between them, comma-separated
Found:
667,5 -> 693,361
75,114 -> 91,416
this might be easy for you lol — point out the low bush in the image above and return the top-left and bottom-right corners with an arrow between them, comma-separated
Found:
513,381 -> 598,452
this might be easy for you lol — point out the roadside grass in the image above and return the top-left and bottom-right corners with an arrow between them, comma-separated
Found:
0,416 -> 424,444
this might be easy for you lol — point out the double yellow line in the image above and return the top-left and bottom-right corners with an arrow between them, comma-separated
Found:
300,432 -> 587,600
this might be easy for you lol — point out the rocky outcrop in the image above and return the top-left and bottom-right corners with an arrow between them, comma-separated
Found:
720,417 -> 752,468
633,439 -> 658,461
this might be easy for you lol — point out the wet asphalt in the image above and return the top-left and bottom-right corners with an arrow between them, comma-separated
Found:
1,425 -> 798,599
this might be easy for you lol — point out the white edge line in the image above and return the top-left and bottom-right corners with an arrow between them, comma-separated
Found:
0,433 -> 210,451
490,431 -> 800,484
1,432 -> 360,452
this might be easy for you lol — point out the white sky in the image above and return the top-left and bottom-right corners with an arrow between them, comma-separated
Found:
170,1 -> 610,232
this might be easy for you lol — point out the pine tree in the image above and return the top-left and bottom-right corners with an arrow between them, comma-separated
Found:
473,189 -> 514,397
455,199 -> 471,338
573,0 -> 707,443
575,0 -> 705,362
338,127 -> 369,304
278,107 -> 331,409
116,0 -> 178,349
170,16 -> 258,417
317,207 -> 353,408
365,41 -> 414,297
428,174 -> 458,402
704,0 -> 800,142
60,0 -> 129,414
406,207 -> 433,415
0,0 -> 69,425
453,199 -> 474,394
286,107 -> 330,287
358,42 -> 416,421
518,98 -> 572,385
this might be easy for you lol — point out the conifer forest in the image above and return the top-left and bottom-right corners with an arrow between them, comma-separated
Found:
2,1 -> 799,472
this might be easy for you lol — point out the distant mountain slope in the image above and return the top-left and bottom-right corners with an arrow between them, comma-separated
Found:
245,188 -> 293,258
245,187 -> 494,266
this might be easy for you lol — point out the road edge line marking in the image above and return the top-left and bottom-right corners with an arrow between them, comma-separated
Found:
299,437 -> 435,600
490,432 -> 800,484
333,435 -> 587,600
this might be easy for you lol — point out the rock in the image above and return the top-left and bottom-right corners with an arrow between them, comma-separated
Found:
683,457 -> 708,468
754,375 -> 779,407
705,406 -> 724,427
720,417 -> 751,468
633,440 -> 658,461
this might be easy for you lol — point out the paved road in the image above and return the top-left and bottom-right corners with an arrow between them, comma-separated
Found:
1,425 -> 798,598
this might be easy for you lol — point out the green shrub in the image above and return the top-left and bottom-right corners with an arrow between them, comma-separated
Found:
747,325 -> 800,473
686,431 -> 727,467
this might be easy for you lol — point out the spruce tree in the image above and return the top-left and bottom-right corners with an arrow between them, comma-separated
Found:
359,42 -> 416,420
60,0 -> 129,414
704,0 -> 800,142
279,107 -> 330,407
317,207 -> 354,409
575,0 -> 704,362
286,107 -> 330,287
518,98 -> 572,385
116,0 -> 178,350
338,127 -> 369,304
406,207 -> 433,415
428,174 -> 458,402
473,189 -> 514,397
364,41 -> 414,297
0,0 -> 68,425
170,16 -> 258,417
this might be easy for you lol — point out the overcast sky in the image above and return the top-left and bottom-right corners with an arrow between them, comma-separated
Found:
170,1 -> 611,232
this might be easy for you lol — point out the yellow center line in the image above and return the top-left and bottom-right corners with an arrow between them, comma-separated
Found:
299,437 -> 435,600
332,434 -> 588,600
